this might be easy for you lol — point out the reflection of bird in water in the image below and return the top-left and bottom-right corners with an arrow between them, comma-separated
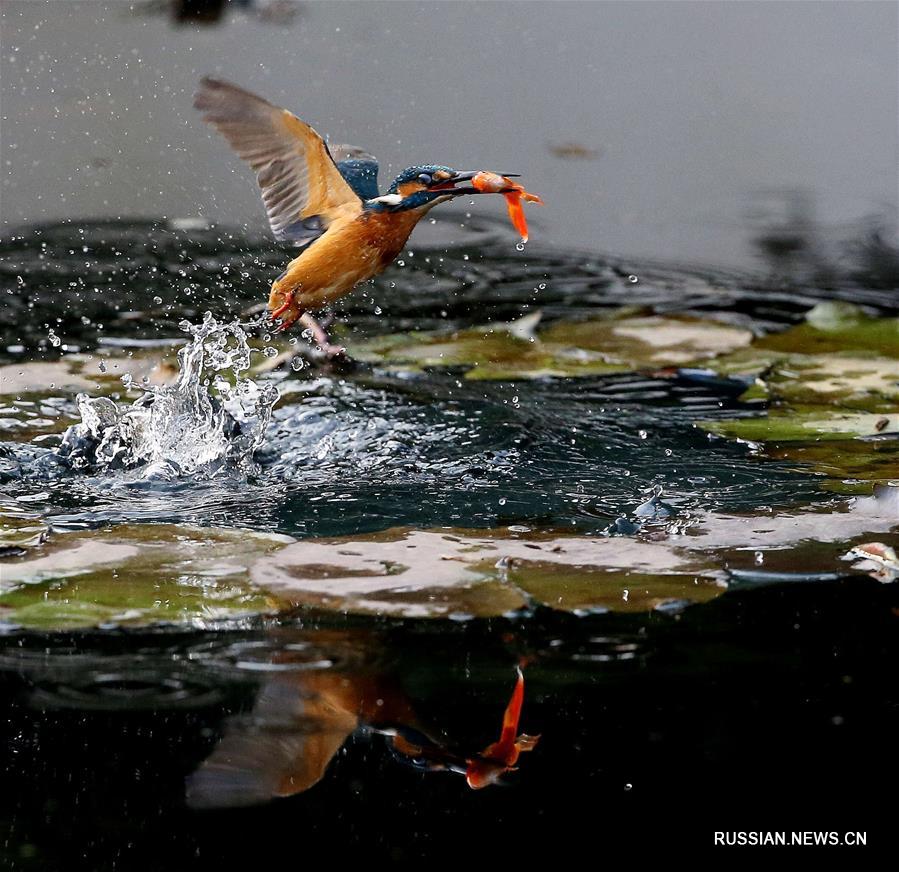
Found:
194,78 -> 522,354
186,651 -> 538,807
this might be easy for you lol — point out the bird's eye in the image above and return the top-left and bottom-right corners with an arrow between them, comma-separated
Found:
418,173 -> 432,184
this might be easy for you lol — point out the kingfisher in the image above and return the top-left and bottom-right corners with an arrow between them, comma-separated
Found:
194,77 -> 526,354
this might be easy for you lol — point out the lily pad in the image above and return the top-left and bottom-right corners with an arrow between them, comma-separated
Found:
699,409 -> 898,442
250,490 -> 897,617
251,525 -> 727,617
766,439 -> 899,493
756,301 -> 899,358
765,354 -> 898,410
352,326 -> 628,381
0,361 -> 99,395
0,508 -> 49,554
0,351 -> 180,397
0,523 -> 291,630
351,311 -> 753,381
694,304 -> 899,486
539,314 -> 753,365
501,565 -> 722,614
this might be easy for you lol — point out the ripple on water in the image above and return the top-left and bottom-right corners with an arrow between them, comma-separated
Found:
1,366 -> 829,535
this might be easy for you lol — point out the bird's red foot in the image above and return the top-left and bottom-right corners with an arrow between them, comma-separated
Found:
268,283 -> 303,331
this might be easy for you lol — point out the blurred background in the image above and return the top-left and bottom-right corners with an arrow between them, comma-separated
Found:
1,0 -> 896,272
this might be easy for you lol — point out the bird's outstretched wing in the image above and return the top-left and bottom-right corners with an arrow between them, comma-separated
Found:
194,77 -> 363,245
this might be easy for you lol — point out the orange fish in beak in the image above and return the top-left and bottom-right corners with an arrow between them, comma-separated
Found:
465,666 -> 540,789
471,172 -> 544,243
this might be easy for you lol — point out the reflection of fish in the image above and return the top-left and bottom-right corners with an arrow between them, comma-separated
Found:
381,666 -> 540,789
465,666 -> 540,789
472,172 -> 544,244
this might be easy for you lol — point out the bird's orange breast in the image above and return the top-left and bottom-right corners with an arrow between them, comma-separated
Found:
269,209 -> 423,318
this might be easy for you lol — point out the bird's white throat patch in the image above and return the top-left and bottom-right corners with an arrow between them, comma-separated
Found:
367,193 -> 404,207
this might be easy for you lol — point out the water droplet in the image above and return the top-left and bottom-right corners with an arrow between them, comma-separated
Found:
290,356 -> 305,371
754,551 -> 764,565
624,783 -> 633,791
263,346 -> 278,358
628,274 -> 639,283
515,242 -> 525,251
638,429 -> 648,439
48,329 -> 61,347
498,497 -> 507,506
374,306 -> 382,315
153,296 -> 163,305
396,259 -> 405,267
97,360 -> 107,372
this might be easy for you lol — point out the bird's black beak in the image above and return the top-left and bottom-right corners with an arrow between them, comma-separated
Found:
429,171 -> 521,196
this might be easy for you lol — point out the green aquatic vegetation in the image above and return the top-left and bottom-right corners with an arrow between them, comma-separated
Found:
755,301 -> 899,358
250,492 -> 897,618
0,351 -> 182,397
1,491 -> 895,627
351,312 -> 753,381
697,303 -> 899,487
761,354 -> 899,411
493,565 -> 723,614
352,325 -> 627,381
766,439 -> 899,494
0,523 -> 289,630
0,508 -> 49,552
700,408 -> 897,442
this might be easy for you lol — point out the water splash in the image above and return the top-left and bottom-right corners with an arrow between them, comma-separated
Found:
57,313 -> 279,479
